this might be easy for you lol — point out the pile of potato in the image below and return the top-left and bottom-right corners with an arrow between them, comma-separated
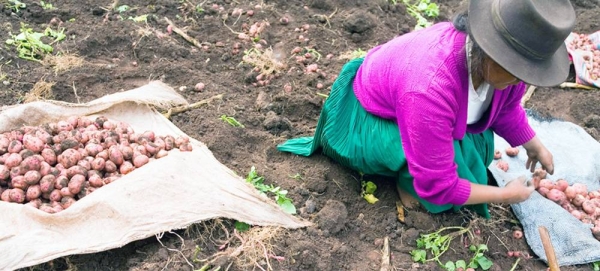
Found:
532,169 -> 600,241
567,33 -> 600,81
0,116 -> 192,213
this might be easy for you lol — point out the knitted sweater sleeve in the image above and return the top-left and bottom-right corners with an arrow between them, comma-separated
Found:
395,80 -> 472,206
490,84 -> 536,146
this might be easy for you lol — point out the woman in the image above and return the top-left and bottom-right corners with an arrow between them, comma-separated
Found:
278,0 -> 576,218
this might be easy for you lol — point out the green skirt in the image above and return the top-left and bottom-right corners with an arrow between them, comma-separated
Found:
277,58 -> 494,218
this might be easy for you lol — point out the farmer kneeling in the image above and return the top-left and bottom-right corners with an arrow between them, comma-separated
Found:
277,0 -> 577,218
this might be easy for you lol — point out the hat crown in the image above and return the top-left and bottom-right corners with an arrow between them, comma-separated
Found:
493,0 -> 576,61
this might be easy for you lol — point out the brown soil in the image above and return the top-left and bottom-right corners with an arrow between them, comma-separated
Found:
1,0 -> 599,270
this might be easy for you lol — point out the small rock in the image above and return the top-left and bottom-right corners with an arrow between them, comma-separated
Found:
305,199 -> 316,213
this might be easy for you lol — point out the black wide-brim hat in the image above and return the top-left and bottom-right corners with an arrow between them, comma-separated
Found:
469,0 -> 577,87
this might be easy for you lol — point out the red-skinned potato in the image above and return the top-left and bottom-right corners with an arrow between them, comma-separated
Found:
133,155 -> 149,168
119,161 -> 135,174
547,189 -> 567,205
39,175 -> 56,193
9,188 -> 26,203
505,147 -> 519,157
493,149 -> 501,159
555,179 -> 569,192
24,171 -> 42,185
26,185 -> 42,201
68,174 -> 86,195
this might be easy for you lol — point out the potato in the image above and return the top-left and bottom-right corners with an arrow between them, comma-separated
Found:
8,140 -> 22,154
493,149 -> 501,160
163,135 -> 175,151
58,148 -> 82,168
104,160 -> 117,173
120,145 -> 134,160
24,170 -> 42,185
5,153 -> 23,167
96,149 -> 109,160
571,210 -> 584,220
10,165 -> 26,179
49,189 -> 62,202
119,161 -> 135,174
555,179 -> 569,192
90,157 -> 105,171
0,165 -> 10,180
39,161 -> 52,176
103,176 -> 119,185
9,188 -> 25,203
547,189 -> 567,205
573,183 -> 589,196
154,138 -> 166,151
1,189 -> 10,201
54,175 -> 69,190
88,174 -> 104,188
26,198 -> 42,209
67,165 -> 88,178
11,176 -> 28,190
175,136 -> 190,148
108,145 -> 124,165
21,155 -> 43,171
39,175 -> 56,193
68,174 -> 86,195
592,226 -> 600,241
133,154 -> 149,168
61,196 -> 77,209
505,147 -> 519,157
572,194 -> 587,207
142,130 -> 156,142
583,200 -> 596,215
145,142 -> 159,156
179,143 -> 193,152
85,143 -> 103,157
155,149 -> 168,159
23,135 -> 44,153
538,179 -> 555,191
60,187 -> 74,197
39,203 -> 55,213
537,187 -> 550,197
0,136 -> 9,154
26,185 -> 42,201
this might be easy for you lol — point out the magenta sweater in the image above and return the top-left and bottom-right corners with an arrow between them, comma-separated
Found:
353,22 -> 536,205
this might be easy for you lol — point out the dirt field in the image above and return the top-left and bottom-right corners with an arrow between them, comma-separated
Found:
1,0 -> 600,270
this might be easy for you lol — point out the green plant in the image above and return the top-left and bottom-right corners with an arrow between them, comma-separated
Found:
234,221 -> 250,232
128,14 -> 148,22
593,261 -> 600,271
195,4 -> 204,14
6,0 -> 26,13
401,0 -> 439,30
246,166 -> 296,214
40,0 -> 55,10
303,47 -> 322,61
5,23 -> 65,61
115,4 -> 130,13
410,226 -> 493,270
219,115 -> 244,128
359,173 -> 379,204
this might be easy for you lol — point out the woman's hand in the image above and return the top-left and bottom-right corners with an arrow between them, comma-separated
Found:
501,176 -> 535,204
522,136 -> 554,174
467,176 -> 534,205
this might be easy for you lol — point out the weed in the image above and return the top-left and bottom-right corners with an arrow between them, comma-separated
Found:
115,4 -> 129,13
23,77 -> 55,103
411,225 -> 493,270
594,261 -> 600,271
241,47 -> 286,77
289,173 -> 303,180
339,48 -> 367,60
359,173 -> 379,204
128,14 -> 148,23
42,52 -> 85,75
5,23 -> 65,61
219,115 -> 244,128
40,0 -> 55,10
246,166 -> 296,214
401,0 -> 439,30
304,47 -> 322,61
5,0 -> 26,13
195,4 -> 204,14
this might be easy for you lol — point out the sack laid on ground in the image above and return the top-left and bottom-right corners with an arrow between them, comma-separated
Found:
0,81 -> 310,271
489,111 -> 600,266
566,31 -> 600,88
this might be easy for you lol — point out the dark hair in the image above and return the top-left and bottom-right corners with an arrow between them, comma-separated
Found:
452,7 -> 486,82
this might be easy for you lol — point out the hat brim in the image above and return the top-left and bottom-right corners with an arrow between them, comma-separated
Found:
469,0 -> 570,87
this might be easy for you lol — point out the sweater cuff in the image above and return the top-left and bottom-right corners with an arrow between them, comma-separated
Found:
505,125 -> 536,147
450,178 -> 472,205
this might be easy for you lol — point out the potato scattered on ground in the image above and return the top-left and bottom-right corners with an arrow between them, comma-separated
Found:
495,160 -> 509,172
0,116 -> 192,213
